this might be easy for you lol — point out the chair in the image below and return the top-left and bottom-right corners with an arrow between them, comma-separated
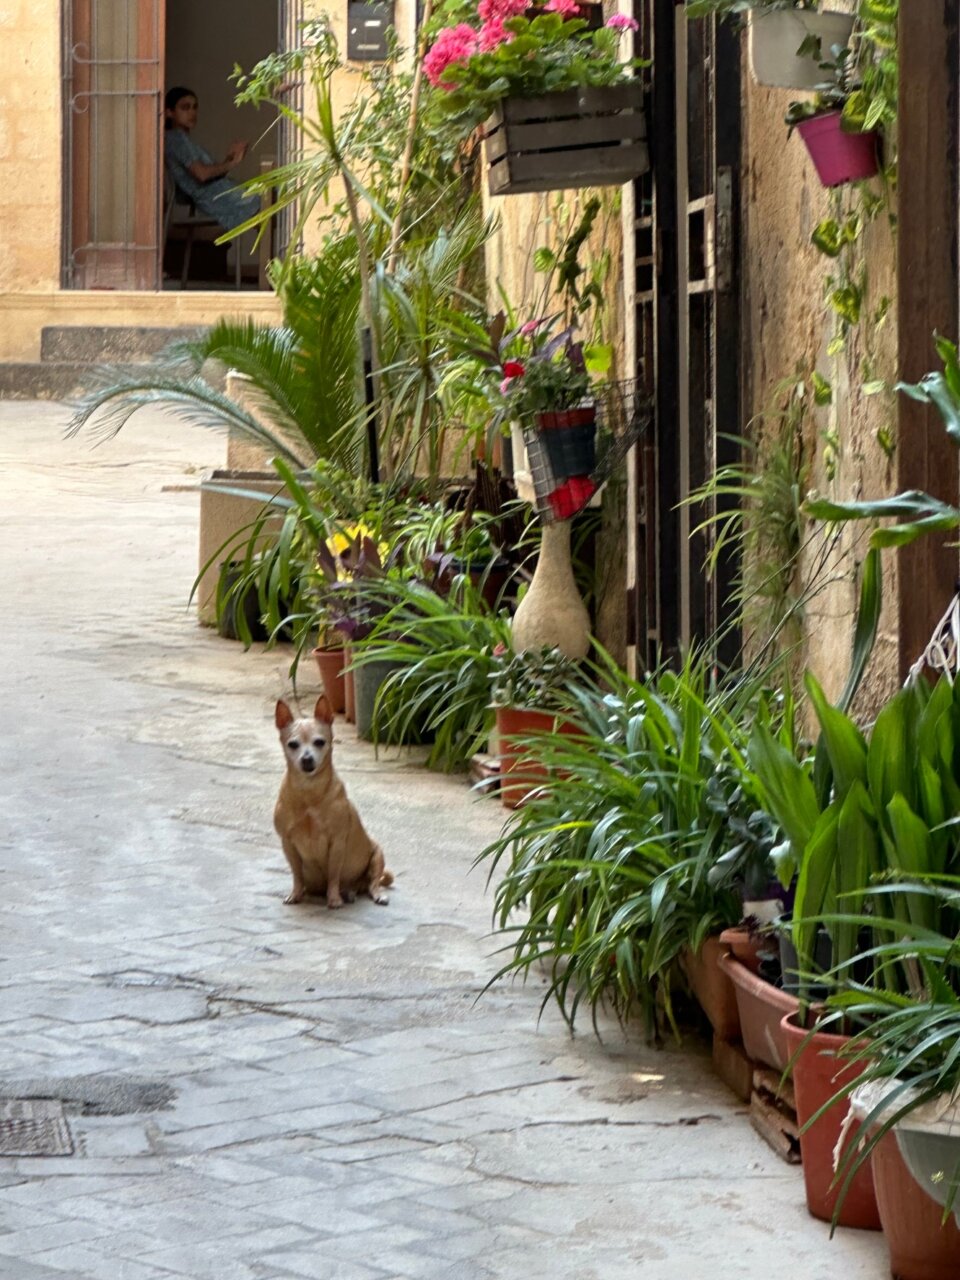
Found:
162,170 -> 242,290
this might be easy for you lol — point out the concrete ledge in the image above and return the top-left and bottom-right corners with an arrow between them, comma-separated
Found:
197,469 -> 287,625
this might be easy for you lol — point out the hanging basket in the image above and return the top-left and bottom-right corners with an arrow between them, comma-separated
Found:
483,82 -> 649,197
517,381 -> 652,523
795,111 -> 880,187
748,9 -> 856,90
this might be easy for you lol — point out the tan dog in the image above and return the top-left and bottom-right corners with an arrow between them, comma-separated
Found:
273,695 -> 392,908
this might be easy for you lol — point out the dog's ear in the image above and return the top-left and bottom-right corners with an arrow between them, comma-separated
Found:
275,700 -> 294,730
314,694 -> 334,725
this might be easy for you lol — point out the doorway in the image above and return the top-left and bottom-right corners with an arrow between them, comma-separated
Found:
62,0 -> 288,291
629,0 -> 742,670
164,0 -> 279,287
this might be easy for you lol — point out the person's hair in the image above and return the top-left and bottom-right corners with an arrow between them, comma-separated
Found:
164,86 -> 196,129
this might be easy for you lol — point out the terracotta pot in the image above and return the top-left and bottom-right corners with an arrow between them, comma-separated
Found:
495,705 -> 578,809
312,645 -> 346,716
871,1128 -> 960,1279
780,1014 -> 880,1230
719,925 -> 765,975
795,111 -> 880,188
718,952 -> 798,1072
682,936 -> 740,1042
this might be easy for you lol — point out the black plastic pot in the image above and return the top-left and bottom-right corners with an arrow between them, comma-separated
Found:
536,410 -> 597,482
216,563 -> 268,642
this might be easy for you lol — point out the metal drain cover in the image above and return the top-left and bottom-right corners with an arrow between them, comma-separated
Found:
0,1099 -> 74,1156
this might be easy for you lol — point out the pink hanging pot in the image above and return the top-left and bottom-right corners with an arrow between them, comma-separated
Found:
795,111 -> 880,187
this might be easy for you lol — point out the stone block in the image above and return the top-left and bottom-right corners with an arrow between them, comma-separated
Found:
196,469 -> 286,626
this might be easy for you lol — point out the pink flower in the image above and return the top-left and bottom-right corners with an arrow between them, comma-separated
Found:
544,0 -> 580,14
520,318 -> 545,335
423,24 -> 479,88
606,12 -> 639,30
479,17 -> 510,50
478,0 -> 527,20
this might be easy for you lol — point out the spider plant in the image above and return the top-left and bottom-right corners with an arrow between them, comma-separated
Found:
475,650 -> 791,1036
799,889 -> 960,1227
349,574 -> 512,771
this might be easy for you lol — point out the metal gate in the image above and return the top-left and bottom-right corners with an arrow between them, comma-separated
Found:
630,0 -> 741,670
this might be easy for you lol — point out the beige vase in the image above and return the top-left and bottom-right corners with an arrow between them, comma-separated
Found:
510,520 -> 590,659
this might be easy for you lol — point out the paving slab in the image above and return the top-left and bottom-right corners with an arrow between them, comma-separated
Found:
0,403 -> 889,1279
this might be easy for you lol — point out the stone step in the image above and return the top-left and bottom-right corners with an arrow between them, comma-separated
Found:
0,361 -> 158,401
40,324 -> 205,364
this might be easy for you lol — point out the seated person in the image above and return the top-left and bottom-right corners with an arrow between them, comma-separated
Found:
164,86 -> 259,232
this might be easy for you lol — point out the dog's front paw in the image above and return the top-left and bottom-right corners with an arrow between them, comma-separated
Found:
371,891 -> 390,906
327,895 -> 344,910
284,888 -> 305,905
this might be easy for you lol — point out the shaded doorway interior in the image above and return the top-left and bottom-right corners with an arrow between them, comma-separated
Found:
164,0 -> 278,288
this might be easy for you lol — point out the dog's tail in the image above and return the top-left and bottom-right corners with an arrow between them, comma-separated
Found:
380,869 -> 394,887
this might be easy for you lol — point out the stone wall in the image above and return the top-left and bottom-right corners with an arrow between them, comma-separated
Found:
740,5 -> 899,711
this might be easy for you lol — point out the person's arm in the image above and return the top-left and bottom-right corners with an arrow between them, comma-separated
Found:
186,141 -> 249,184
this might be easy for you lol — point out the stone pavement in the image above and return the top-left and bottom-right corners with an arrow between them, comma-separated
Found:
0,403 -> 888,1280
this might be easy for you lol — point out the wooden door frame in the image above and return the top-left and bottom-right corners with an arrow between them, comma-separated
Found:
896,1 -> 960,677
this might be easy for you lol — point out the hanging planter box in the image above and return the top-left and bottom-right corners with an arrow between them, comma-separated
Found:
795,110 -> 880,187
748,9 -> 856,90
483,82 -> 649,197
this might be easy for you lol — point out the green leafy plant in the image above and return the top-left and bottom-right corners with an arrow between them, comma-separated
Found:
425,2 -> 642,134
476,650 -> 789,1034
798,898 -> 960,1225
750,669 -> 960,1005
806,339 -> 960,548
350,575 -> 512,770
488,644 -> 584,709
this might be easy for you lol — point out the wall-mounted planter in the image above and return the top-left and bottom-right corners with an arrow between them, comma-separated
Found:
748,9 -> 855,90
795,111 -> 880,187
484,83 -> 649,196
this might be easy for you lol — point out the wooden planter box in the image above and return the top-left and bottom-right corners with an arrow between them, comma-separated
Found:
483,82 -> 649,196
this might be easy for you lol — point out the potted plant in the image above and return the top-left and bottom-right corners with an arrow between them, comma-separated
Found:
424,0 -> 648,195
748,669 -> 960,1227
784,43 -> 881,187
488,643 -> 586,807
476,651 -> 770,1036
315,530 -> 399,739
335,573 -> 512,772
683,1 -> 856,91
807,909 -> 960,1274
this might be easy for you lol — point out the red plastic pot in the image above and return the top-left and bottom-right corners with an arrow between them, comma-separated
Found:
795,111 -> 880,187
312,645 -> 346,716
871,1128 -> 960,1279
781,1014 -> 881,1230
495,706 -> 579,809
718,952 -> 798,1071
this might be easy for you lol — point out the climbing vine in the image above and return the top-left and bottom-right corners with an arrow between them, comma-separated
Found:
809,0 -> 898,465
